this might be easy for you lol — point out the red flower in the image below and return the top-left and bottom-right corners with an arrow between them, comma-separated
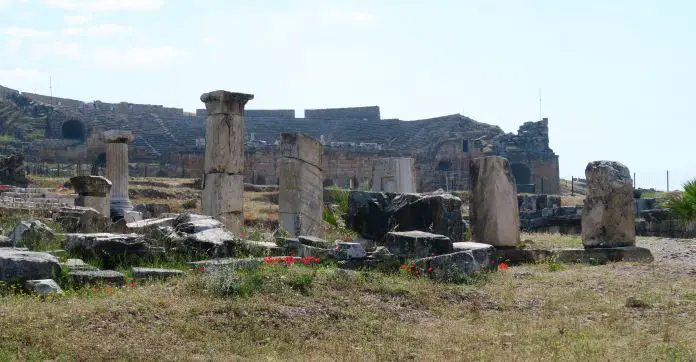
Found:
401,264 -> 407,269
498,262 -> 509,270
198,266 -> 205,271
314,257 -> 320,263
105,287 -> 113,294
427,267 -> 433,272
128,283 -> 136,287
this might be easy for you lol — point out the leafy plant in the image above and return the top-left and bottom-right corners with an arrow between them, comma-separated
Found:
327,185 -> 350,215
664,178 -> 696,223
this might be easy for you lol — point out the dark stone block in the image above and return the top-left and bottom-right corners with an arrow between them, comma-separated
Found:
382,231 -> 453,259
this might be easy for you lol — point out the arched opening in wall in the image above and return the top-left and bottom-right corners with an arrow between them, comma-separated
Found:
323,179 -> 335,187
437,160 -> 452,172
61,119 -> 85,141
510,163 -> 532,185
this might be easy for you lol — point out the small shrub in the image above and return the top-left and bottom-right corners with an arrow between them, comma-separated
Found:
327,186 -> 350,215
323,207 -> 338,227
182,199 -> 198,210
664,178 -> 696,223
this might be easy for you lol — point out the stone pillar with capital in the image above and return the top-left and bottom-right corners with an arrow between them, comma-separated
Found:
102,130 -> 134,219
200,90 -> 254,234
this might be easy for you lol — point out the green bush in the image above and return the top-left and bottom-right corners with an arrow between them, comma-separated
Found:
327,185 -> 350,215
664,178 -> 696,223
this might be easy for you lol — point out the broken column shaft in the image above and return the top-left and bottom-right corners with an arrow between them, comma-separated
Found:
102,130 -> 134,219
200,90 -> 254,234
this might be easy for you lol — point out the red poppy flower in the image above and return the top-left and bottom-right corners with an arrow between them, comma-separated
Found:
314,257 -> 320,263
498,262 -> 509,270
401,264 -> 407,269
128,283 -> 136,287
198,266 -> 205,271
105,287 -> 113,294
427,267 -> 433,272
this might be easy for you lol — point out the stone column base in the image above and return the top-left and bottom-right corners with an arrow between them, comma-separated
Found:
110,196 -> 133,220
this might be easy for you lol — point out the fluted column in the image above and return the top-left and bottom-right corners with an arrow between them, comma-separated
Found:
102,130 -> 134,219
200,90 -> 254,234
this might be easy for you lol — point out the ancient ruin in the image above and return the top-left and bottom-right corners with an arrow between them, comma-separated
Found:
371,157 -> 416,193
469,156 -> 520,248
70,175 -> 112,218
200,90 -> 254,234
581,160 -> 636,248
0,84 -> 559,193
102,130 -> 134,219
278,133 -> 324,236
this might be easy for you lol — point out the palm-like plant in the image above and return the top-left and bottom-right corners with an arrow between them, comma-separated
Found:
664,178 -> 696,222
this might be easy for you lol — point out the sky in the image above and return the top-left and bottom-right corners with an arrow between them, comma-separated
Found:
0,0 -> 693,190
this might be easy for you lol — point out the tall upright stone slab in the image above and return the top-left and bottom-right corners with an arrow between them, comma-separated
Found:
70,175 -> 112,218
102,130 -> 134,219
200,90 -> 254,234
371,157 -> 417,193
469,156 -> 520,248
581,161 -> 635,248
279,133 -> 324,237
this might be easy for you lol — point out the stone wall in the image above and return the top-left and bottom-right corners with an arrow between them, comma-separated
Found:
305,106 -> 380,120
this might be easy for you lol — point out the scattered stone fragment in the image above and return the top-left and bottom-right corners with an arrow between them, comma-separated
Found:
334,242 -> 367,260
0,248 -> 62,283
173,213 -> 224,233
65,233 -> 149,262
24,279 -> 63,295
131,267 -> 185,280
371,246 -> 396,260
382,231 -> 453,259
69,270 -> 125,286
298,235 -> 333,249
452,241 -> 495,269
63,258 -> 96,271
415,251 -> 480,280
0,235 -> 11,247
8,219 -> 55,248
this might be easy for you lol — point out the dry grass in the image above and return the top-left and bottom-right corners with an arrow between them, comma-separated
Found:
1,246 -> 695,360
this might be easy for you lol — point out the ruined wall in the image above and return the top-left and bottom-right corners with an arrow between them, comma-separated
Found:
304,106 -> 380,120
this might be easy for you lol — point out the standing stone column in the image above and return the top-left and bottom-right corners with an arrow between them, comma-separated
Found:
70,175 -> 112,218
200,90 -> 254,234
278,133 -> 324,237
371,157 -> 416,193
581,161 -> 635,248
102,130 -> 134,219
469,156 -> 520,248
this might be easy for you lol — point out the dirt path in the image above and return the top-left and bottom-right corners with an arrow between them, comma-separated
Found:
637,237 -> 696,276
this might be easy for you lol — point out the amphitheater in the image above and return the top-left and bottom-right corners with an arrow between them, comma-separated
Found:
0,84 -> 559,193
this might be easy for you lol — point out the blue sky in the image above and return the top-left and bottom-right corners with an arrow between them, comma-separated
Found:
0,0 -> 693,190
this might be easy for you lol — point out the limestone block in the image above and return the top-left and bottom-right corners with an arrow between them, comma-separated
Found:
76,195 -> 110,218
203,113 -> 245,174
469,156 -> 520,248
280,133 -> 323,169
69,270 -> 125,286
382,231 -> 454,259
70,176 -> 112,197
278,158 -> 323,236
581,160 -> 635,248
202,173 -> 244,232
0,249 -> 62,283
24,279 -> 63,295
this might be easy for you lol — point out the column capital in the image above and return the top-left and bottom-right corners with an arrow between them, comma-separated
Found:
200,90 -> 254,115
101,130 -> 134,143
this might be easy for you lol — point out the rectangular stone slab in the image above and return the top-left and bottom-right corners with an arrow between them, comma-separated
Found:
382,231 -> 453,259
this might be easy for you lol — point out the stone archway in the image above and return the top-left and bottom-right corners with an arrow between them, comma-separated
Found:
61,119 -> 85,141
510,163 -> 531,184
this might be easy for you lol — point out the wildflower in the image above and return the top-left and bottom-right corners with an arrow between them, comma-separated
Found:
401,264 -> 407,269
498,262 -> 509,270
198,266 -> 205,272
128,283 -> 136,287
105,287 -> 113,294
427,267 -> 433,272
314,257 -> 320,263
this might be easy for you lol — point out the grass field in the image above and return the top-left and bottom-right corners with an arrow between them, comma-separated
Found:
0,176 -> 693,360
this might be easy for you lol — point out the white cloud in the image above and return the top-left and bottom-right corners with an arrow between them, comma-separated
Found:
350,12 -> 375,23
63,14 -> 92,25
89,46 -> 181,68
0,68 -> 42,82
31,41 -> 81,59
62,24 -> 134,36
42,0 -> 164,11
321,9 -> 376,24
1,26 -> 49,38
